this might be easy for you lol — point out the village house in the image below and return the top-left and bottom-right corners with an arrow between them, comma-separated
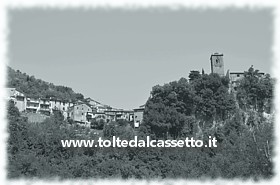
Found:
5,87 -> 142,127
85,97 -> 111,113
229,71 -> 265,91
39,98 -> 51,116
26,97 -> 40,113
6,88 -> 75,118
6,88 -> 26,112
67,102 -> 93,127
104,109 -> 134,122
49,98 -> 74,112
49,98 -> 74,119
96,104 -> 110,113
133,105 -> 145,128
85,98 -> 101,108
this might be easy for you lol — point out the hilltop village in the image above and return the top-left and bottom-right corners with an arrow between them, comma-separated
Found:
7,52 -> 274,179
6,53 -> 265,129
6,88 -> 145,128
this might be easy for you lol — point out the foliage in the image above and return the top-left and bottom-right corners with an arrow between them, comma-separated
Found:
189,70 -> 201,81
91,118 -> 105,130
7,67 -> 84,101
141,73 -> 236,139
236,66 -> 274,113
7,66 -> 274,179
103,119 -> 134,140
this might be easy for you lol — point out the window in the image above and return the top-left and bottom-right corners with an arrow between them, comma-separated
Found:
237,74 -> 240,77
82,113 -> 84,115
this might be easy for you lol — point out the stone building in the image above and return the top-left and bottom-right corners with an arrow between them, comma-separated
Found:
26,97 -> 40,113
210,53 -> 224,76
39,98 -> 51,116
67,103 -> 93,127
6,88 -> 26,112
104,109 -> 134,122
133,105 -> 145,128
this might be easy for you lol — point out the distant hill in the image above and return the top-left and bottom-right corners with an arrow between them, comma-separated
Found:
7,66 -> 85,102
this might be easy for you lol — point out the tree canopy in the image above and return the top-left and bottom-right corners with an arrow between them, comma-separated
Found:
7,67 -> 85,101
236,66 -> 274,113
7,66 -> 274,179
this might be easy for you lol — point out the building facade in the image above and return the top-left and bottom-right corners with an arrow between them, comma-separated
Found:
133,105 -> 145,128
67,103 -> 93,127
26,98 -> 40,113
49,98 -> 74,112
39,98 -> 51,115
104,109 -> 134,123
6,88 -> 75,118
85,97 -> 111,113
6,88 -> 26,112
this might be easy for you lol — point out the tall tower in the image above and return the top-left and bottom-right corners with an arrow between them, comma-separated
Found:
210,53 -> 224,76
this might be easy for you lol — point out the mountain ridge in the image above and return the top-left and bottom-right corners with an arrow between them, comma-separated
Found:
7,66 -> 92,103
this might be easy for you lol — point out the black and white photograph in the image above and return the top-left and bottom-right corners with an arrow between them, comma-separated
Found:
0,0 -> 279,184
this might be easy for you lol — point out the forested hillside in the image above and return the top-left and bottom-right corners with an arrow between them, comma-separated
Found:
140,67 -> 274,139
7,66 -> 275,179
7,66 -> 84,101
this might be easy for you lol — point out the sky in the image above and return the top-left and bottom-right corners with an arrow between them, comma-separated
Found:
8,8 -> 273,110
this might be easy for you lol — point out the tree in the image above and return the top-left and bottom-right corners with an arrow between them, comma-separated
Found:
141,73 -> 236,138
7,66 -> 86,102
189,70 -> 201,81
91,118 -> 105,130
236,66 -> 274,112
7,65 -> 274,179
192,73 -> 236,122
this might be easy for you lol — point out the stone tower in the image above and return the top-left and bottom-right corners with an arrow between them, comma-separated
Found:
210,53 -> 224,76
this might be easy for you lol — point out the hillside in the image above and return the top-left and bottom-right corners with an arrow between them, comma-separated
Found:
7,66 -> 85,102
140,67 -> 274,139
7,66 -> 275,179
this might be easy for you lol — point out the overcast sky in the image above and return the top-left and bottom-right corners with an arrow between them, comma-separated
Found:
8,8 -> 273,109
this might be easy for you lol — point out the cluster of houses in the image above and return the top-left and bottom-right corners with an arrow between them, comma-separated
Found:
6,88 -> 145,128
7,53 -> 266,129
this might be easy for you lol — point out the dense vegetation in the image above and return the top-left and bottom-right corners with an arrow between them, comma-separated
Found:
7,66 -> 274,179
7,66 -> 84,101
